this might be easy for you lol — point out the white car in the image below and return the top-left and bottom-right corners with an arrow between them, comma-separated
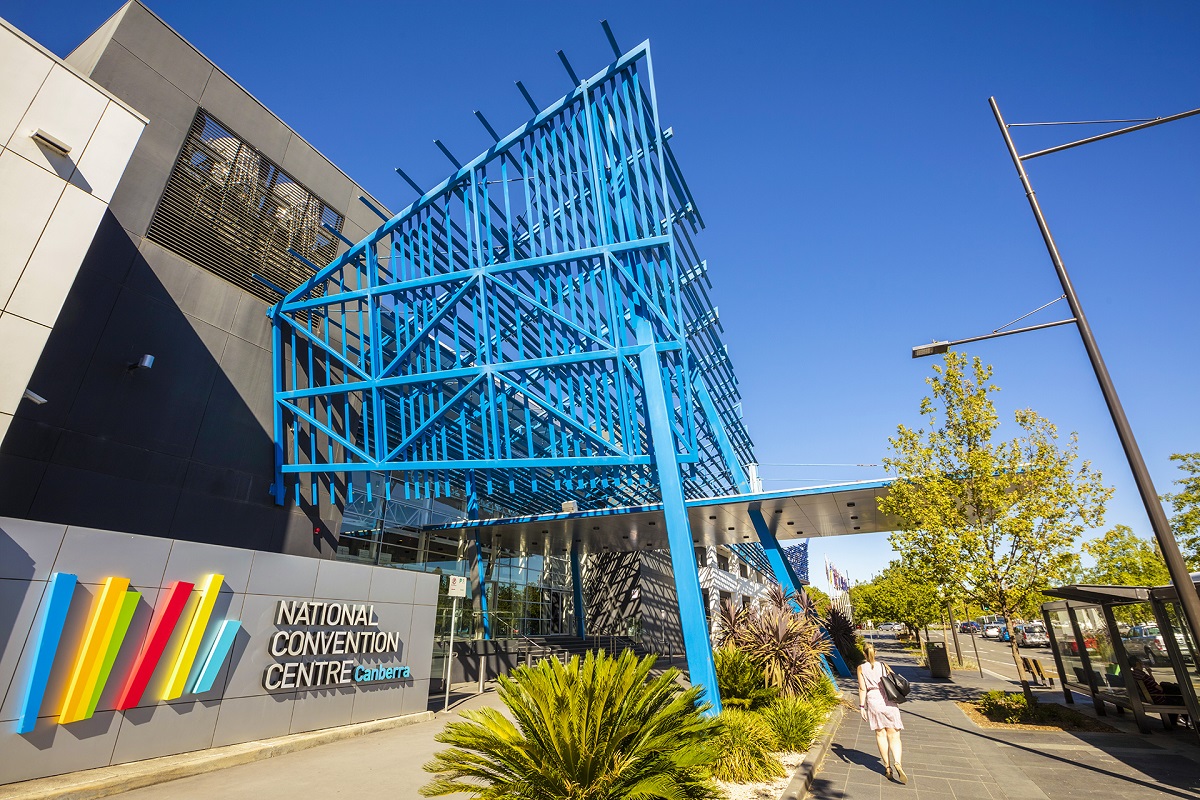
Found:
982,622 -> 1005,639
878,622 -> 903,633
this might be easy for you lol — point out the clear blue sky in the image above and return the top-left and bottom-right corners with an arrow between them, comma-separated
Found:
7,1 -> 1199,593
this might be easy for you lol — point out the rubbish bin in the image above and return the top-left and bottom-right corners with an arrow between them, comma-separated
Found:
926,641 -> 952,679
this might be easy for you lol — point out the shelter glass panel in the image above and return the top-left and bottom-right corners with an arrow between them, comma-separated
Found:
1048,607 -> 1087,688
1075,605 -> 1124,698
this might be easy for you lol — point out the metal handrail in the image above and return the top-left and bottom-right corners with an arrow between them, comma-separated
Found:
492,617 -> 550,668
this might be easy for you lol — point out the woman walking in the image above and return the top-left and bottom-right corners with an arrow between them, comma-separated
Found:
857,642 -> 907,784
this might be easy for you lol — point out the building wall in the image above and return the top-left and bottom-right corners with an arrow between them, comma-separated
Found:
0,18 -> 144,452
0,516 -> 437,785
0,2 -> 393,557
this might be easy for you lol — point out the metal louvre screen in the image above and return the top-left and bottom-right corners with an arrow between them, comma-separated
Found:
147,110 -> 344,305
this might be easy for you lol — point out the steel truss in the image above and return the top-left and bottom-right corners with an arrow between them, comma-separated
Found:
268,41 -> 753,517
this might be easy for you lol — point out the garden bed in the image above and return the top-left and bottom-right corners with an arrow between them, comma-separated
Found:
716,750 -> 804,800
957,691 -> 1116,732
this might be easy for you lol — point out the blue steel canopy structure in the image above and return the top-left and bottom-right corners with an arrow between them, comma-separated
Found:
267,38 -> 752,516
268,32 -> 773,713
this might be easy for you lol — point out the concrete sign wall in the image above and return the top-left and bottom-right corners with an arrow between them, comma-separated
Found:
0,517 -> 437,785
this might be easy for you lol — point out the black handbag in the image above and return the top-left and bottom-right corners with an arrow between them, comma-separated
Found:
880,664 -> 911,704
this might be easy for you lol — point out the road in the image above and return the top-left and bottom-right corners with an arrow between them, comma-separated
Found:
875,628 -> 1056,685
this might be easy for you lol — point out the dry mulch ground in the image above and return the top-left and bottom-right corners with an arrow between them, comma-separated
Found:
716,751 -> 803,800
956,700 -> 1117,732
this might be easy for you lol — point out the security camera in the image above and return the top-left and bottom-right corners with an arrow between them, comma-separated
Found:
128,354 -> 155,371
22,389 -> 48,405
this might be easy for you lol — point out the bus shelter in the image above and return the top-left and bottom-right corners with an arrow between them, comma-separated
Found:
1041,576 -> 1200,742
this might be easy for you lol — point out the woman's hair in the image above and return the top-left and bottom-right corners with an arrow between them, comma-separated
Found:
863,641 -> 876,665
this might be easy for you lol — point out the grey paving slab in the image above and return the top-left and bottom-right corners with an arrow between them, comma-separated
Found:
808,632 -> 1200,800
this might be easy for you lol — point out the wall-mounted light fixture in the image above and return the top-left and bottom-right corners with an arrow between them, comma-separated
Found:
22,389 -> 48,405
29,129 -> 71,156
128,354 -> 155,371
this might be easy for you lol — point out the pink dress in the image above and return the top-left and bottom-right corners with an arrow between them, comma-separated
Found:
859,661 -> 904,731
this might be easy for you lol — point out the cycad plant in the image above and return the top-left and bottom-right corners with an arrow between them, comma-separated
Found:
421,649 -> 722,799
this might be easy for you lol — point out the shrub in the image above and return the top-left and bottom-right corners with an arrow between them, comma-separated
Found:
709,709 -> 787,783
977,690 -> 1033,724
799,673 -> 839,712
824,607 -> 864,668
759,695 -> 824,751
714,646 -> 777,710
421,650 -> 722,798
715,586 -> 832,696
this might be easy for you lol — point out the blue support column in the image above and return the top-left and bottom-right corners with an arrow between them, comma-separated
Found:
636,317 -> 721,715
466,470 -> 491,639
571,545 -> 587,638
749,507 -> 850,678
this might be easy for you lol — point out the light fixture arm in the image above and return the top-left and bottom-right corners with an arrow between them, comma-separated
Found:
911,318 -> 1077,359
990,95 -> 1200,668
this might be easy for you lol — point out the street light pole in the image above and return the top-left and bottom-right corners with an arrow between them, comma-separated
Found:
988,96 -> 1200,651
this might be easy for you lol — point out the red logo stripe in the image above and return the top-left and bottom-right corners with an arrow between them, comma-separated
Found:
114,581 -> 194,710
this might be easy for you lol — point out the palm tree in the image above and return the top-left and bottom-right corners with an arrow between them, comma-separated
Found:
421,649 -> 723,799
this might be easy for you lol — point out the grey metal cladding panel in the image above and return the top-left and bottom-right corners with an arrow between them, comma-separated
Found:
65,284 -> 225,458
128,238 -> 198,310
26,463 -> 182,538
107,147 -> 175,238
177,460 -> 254,505
288,685 -> 354,734
0,416 -> 60,464
0,709 -> 121,784
219,592 -> 289,700
199,71 -> 291,165
89,42 -> 198,137
247,551 -> 318,597
210,690 -> 296,747
367,567 -> 416,605
53,526 -> 172,587
199,334 -> 274,444
0,517 -> 66,580
21,270 -> 123,432
0,578 -> 47,722
132,237 -> 245,331
177,261 -> 242,331
110,2 -> 214,102
0,455 -> 46,519
405,608 -> 436,683
230,293 -> 272,350
51,430 -> 189,491
161,538 -> 254,593
357,602 -> 413,666
110,699 -> 220,765
413,572 -> 440,606
167,491 -> 283,553
343,194 -> 392,239
281,134 -> 356,214
313,559 -> 372,602
79,209 -> 140,285
400,678 -> 430,716
350,680 -> 407,724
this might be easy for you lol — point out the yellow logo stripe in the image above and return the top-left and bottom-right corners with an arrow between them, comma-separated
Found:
162,574 -> 223,700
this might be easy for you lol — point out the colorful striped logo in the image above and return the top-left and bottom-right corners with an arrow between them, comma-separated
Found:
16,573 -> 241,734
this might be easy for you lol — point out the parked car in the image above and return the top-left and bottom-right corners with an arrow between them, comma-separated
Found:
878,622 -> 904,633
1122,623 -> 1191,666
1015,623 -> 1050,648
982,622 -> 1005,639
959,621 -> 980,634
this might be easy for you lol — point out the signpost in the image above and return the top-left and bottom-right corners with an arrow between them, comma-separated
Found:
443,576 -> 467,711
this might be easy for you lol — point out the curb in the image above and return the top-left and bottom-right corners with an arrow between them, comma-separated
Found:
0,710 -> 434,800
780,703 -> 845,800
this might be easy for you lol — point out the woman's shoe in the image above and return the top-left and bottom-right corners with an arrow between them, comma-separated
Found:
894,764 -> 908,784
885,766 -> 893,780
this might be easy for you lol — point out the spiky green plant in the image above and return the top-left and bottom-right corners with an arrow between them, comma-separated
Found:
824,607 -> 864,668
716,587 -> 832,697
421,649 -> 722,799
714,645 -> 777,710
708,709 -> 786,783
759,696 -> 823,751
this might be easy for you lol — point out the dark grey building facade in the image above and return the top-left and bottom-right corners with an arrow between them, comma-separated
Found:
0,2 -> 392,557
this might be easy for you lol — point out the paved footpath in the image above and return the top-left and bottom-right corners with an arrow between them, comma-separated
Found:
810,635 -> 1200,800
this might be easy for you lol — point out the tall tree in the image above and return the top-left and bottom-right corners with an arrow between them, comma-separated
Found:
1165,452 -> 1200,571
849,561 -> 941,641
880,351 -> 1111,698
1082,524 -> 1171,587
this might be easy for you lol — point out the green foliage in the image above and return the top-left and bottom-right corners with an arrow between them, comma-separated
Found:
1165,453 -> 1200,570
421,650 -> 721,799
880,351 -> 1111,695
715,586 -> 832,696
708,709 -> 786,783
714,646 -> 777,710
759,696 -> 824,751
977,690 -> 1032,724
849,561 -> 942,636
824,606 -> 864,668
1082,524 -> 1171,586
803,586 -> 832,615
799,673 -> 840,710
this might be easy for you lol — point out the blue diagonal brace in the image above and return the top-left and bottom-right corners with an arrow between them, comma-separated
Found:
636,316 -> 720,715
693,373 -> 750,493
